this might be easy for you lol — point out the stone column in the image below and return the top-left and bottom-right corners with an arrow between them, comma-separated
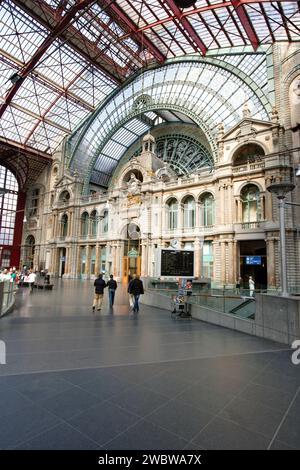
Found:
95,244 -> 101,275
76,245 -> 81,277
141,241 -> 147,277
220,241 -> 226,285
194,237 -> 202,278
85,245 -> 90,276
267,237 -> 276,289
219,186 -> 224,224
227,240 -> 235,285
115,243 -> 121,278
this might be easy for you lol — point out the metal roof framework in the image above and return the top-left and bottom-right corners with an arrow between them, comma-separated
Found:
0,0 -> 299,157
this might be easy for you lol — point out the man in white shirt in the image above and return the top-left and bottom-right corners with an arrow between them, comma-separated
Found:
28,270 -> 37,292
249,276 -> 255,297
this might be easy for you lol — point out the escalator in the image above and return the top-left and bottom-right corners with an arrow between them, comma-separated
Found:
229,298 -> 255,319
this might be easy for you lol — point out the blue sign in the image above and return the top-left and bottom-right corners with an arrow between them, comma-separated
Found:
245,256 -> 262,265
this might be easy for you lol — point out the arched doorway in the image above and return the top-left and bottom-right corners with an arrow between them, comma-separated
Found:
122,223 -> 141,283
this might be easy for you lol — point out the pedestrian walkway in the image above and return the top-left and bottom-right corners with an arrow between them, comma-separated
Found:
0,280 -> 299,449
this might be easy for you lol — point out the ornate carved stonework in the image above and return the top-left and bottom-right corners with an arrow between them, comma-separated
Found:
127,194 -> 142,207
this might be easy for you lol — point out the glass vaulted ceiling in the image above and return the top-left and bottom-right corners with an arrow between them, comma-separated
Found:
0,0 -> 299,156
68,57 -> 271,188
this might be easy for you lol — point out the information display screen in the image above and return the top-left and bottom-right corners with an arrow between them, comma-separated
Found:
245,256 -> 262,265
161,249 -> 194,277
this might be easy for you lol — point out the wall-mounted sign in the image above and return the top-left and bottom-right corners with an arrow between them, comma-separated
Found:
128,248 -> 139,258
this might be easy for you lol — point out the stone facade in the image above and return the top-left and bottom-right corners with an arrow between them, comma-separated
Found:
21,43 -> 300,291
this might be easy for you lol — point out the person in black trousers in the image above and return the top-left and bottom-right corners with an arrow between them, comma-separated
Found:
92,274 -> 107,311
107,274 -> 117,307
128,275 -> 144,313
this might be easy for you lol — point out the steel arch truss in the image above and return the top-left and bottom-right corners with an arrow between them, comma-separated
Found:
67,57 -> 272,191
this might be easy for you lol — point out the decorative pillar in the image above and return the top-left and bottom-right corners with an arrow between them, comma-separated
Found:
76,245 -> 81,277
141,241 -> 147,277
194,237 -> 202,278
220,241 -> 226,285
267,237 -> 276,289
95,244 -> 101,275
227,240 -> 235,285
85,245 -> 91,276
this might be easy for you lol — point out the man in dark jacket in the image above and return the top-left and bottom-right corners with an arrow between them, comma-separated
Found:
93,274 -> 107,311
107,274 -> 117,308
128,275 -> 144,313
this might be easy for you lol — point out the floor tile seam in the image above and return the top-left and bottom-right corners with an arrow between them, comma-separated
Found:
183,354 -> 280,448
0,348 -> 290,378
267,385 -> 300,450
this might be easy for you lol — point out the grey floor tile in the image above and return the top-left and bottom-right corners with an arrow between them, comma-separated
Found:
276,415 -> 300,449
0,387 -> 34,419
38,387 -> 104,420
16,423 -> 99,450
0,404 -> 61,449
147,399 -> 213,441
68,401 -> 139,446
110,363 -> 168,385
192,417 -> 269,450
269,439 -> 297,450
240,383 -> 295,413
220,396 -> 284,438
142,372 -> 191,397
177,382 -> 233,414
78,374 -> 133,401
199,369 -> 250,395
109,385 -> 169,417
253,370 -> 300,394
55,367 -> 115,386
6,373 -> 72,402
104,420 -> 188,450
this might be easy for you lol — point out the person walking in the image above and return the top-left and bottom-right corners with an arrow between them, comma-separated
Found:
249,276 -> 255,297
107,274 -> 117,308
93,273 -> 107,312
128,274 -> 144,313
28,270 -> 37,292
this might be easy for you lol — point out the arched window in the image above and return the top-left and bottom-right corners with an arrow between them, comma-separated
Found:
59,190 -> 70,204
167,198 -> 178,230
183,196 -> 195,228
61,214 -> 68,237
90,210 -> 98,237
233,143 -> 265,166
81,212 -> 89,237
0,165 -> 18,247
102,210 -> 108,233
241,184 -> 260,222
200,193 -> 215,226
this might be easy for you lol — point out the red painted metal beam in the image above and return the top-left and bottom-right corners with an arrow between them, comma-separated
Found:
99,0 -> 166,63
164,0 -> 207,55
231,0 -> 260,50
0,0 -> 100,120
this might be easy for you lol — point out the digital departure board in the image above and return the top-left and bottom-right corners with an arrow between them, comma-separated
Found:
160,249 -> 194,277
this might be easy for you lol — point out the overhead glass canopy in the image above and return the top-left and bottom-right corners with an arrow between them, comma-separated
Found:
68,55 -> 272,189
0,0 -> 299,158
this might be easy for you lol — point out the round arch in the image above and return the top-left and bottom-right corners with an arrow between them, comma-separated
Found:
67,58 -> 271,193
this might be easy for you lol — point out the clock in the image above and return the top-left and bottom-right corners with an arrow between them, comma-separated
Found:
170,239 -> 179,249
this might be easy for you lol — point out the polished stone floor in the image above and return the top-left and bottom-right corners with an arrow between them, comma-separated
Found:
0,280 -> 299,450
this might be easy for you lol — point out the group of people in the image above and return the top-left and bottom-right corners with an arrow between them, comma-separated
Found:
92,273 -> 144,313
0,267 -> 40,292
